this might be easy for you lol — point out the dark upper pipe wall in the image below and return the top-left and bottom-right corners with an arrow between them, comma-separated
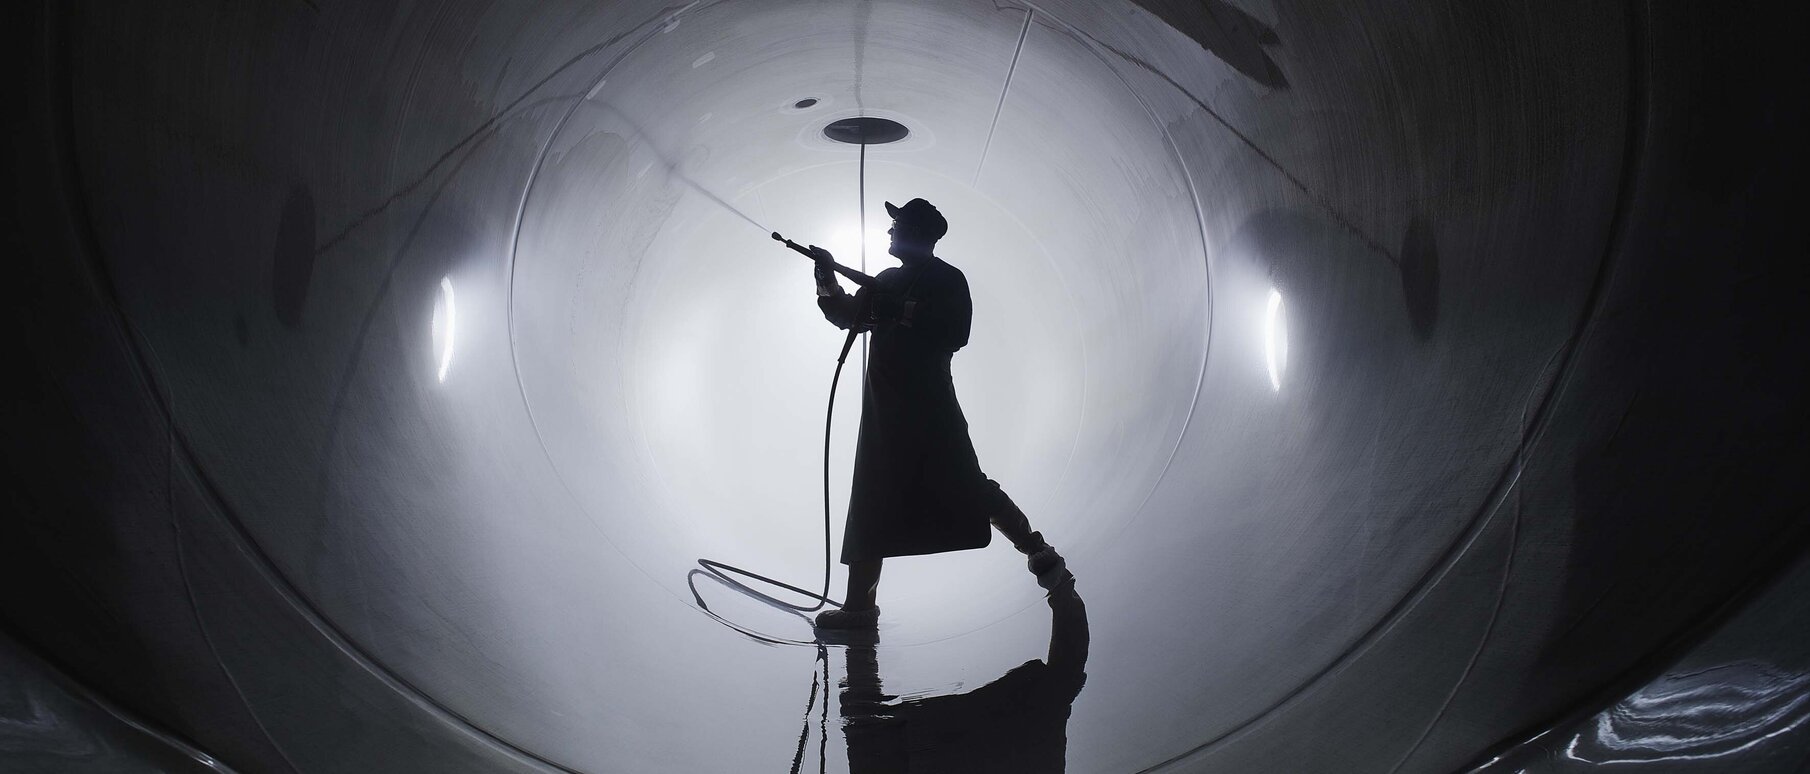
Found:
3,1 -> 1806,772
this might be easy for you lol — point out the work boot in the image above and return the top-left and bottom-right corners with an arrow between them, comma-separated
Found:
814,606 -> 880,630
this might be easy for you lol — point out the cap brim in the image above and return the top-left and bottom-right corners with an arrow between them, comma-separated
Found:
884,201 -> 901,218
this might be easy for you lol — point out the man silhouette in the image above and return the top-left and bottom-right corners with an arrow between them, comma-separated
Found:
808,198 -> 1069,629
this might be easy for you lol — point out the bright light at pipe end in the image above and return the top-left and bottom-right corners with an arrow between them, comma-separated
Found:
1265,287 -> 1287,391
433,276 -> 456,383
828,223 -> 891,264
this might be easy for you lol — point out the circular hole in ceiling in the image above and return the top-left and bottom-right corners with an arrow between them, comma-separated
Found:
792,97 -> 818,109
822,116 -> 910,145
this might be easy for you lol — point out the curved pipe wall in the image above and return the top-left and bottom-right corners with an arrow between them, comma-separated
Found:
4,1 -> 1806,772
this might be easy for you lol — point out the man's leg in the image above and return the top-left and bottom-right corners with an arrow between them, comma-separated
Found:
817,559 -> 884,630
985,481 -> 1050,555
844,559 -> 883,611
985,481 -> 1070,588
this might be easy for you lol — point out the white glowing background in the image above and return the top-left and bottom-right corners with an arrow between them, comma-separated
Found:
825,223 -> 892,268
505,1 -> 1213,641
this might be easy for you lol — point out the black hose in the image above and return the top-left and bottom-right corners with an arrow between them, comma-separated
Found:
688,322 -> 857,617
692,141 -> 871,621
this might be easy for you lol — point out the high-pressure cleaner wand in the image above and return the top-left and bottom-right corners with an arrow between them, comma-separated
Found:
772,232 -> 878,288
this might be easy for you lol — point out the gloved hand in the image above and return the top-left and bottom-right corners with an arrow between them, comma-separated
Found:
807,246 -> 836,283
808,246 -> 840,296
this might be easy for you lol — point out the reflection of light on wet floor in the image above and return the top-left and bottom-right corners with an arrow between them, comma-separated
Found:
432,276 -> 456,383
1564,660 -> 1810,764
1265,287 -> 1287,391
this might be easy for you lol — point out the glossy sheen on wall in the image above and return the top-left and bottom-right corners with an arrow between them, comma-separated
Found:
2,1 -> 1806,772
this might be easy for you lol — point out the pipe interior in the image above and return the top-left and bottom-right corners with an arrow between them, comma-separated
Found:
7,0 -> 1807,772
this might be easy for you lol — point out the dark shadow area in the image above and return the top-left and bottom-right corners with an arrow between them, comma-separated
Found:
1129,0 -> 1287,89
0,627 -> 222,774
270,185 -> 315,328
1535,0 -> 1810,708
839,581 -> 1088,773
1399,215 -> 1439,340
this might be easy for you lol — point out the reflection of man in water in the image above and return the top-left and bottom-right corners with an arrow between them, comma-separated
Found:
841,580 -> 1089,772
808,198 -> 1069,629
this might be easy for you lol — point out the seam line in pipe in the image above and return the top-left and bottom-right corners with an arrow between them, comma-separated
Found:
974,7 -> 1034,186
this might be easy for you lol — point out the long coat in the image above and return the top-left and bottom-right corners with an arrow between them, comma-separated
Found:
819,257 -> 1003,564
